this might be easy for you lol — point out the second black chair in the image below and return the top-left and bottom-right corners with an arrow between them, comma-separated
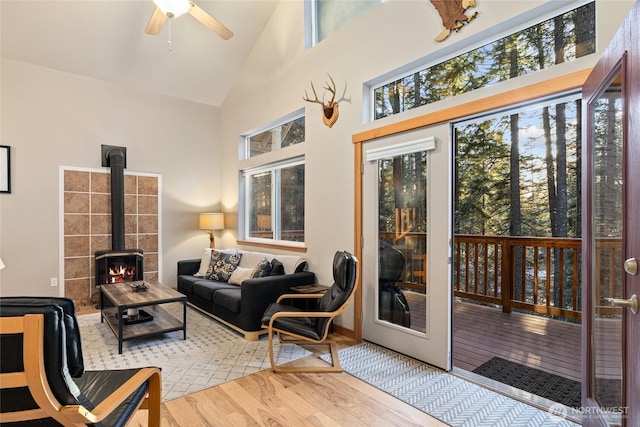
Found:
261,250 -> 358,373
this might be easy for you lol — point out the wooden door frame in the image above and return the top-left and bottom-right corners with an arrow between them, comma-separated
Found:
351,68 -> 591,347
581,2 -> 640,425
582,54 -> 628,426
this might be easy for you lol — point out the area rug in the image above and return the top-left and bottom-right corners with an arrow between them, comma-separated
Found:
472,357 -> 581,408
77,306 -> 309,401
323,342 -> 579,427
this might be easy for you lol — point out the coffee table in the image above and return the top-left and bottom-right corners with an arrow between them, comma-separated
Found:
100,281 -> 187,354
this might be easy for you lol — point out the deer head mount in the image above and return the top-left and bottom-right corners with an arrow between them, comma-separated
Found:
303,74 -> 348,128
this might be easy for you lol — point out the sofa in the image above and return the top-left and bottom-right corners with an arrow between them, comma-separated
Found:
177,249 -> 316,340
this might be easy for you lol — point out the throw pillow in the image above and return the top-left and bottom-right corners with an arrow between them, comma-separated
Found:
253,257 -> 272,277
295,261 -> 307,273
206,250 -> 242,282
270,258 -> 285,276
194,248 -> 213,277
228,267 -> 255,285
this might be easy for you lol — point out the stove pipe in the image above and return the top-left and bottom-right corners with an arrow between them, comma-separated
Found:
102,145 -> 126,251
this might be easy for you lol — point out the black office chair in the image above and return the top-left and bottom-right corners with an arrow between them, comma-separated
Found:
0,297 -> 161,426
261,251 -> 358,373
379,240 -> 411,327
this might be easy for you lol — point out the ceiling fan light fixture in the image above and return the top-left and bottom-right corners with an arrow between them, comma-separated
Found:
153,0 -> 191,18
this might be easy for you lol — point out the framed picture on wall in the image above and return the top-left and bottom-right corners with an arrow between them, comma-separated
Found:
0,145 -> 10,193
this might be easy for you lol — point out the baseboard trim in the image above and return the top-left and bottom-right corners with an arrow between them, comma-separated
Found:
333,324 -> 355,339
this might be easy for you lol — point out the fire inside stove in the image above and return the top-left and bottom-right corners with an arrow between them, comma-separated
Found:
108,264 -> 137,283
95,250 -> 144,285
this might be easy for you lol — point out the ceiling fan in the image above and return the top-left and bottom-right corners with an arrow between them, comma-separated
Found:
145,0 -> 233,40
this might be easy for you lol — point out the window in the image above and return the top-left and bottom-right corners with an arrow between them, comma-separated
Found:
245,116 -> 305,158
372,2 -> 595,120
244,159 -> 305,243
306,0 -> 382,46
240,114 -> 306,246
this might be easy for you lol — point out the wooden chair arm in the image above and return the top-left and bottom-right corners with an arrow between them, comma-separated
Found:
267,310 -> 340,330
59,367 -> 162,424
276,293 -> 325,303
19,314 -> 162,426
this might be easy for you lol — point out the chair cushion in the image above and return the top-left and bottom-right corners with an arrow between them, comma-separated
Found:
0,300 -> 91,409
261,303 -> 321,340
76,369 -> 150,427
0,297 -> 84,377
379,240 -> 405,284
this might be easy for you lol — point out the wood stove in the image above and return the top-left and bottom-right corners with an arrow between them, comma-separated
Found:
95,145 -> 144,285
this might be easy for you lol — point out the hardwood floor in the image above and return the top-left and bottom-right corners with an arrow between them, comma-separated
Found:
82,293 -> 587,424
128,337 -> 447,427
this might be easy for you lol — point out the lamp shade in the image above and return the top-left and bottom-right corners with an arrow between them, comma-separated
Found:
199,213 -> 225,230
0,258 -> 4,270
152,0 -> 191,17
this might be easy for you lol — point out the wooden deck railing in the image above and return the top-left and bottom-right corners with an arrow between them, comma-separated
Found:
381,233 -> 622,321
454,235 -> 583,320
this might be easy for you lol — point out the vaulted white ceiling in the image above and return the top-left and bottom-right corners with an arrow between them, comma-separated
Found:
1,0 -> 279,106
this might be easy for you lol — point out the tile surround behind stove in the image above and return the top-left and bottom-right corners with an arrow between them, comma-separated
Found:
62,168 -> 160,305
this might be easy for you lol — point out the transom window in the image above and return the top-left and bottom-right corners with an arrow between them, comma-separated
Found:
306,0 -> 382,46
244,116 -> 305,159
372,1 -> 595,120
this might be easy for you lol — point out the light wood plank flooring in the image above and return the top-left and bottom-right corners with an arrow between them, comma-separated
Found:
128,337 -> 447,427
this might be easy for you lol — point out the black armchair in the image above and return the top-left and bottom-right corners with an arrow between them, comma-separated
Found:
379,240 -> 411,327
0,297 -> 161,426
261,251 -> 358,373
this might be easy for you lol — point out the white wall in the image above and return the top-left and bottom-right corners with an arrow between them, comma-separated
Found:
0,58 -> 220,296
218,0 -> 635,330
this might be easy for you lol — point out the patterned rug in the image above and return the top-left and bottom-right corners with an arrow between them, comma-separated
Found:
473,357 -> 581,408
323,342 -> 579,427
78,305 -> 309,401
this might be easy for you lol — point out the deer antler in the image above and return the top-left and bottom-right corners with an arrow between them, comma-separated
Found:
303,81 -> 325,105
303,74 -> 348,128
323,74 -> 337,105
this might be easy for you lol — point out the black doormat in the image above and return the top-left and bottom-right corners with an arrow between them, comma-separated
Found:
472,357 -> 582,408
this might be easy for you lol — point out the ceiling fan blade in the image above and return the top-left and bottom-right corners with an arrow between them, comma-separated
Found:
145,7 -> 167,35
189,3 -> 233,40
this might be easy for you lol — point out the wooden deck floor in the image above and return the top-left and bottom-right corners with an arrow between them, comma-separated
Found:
453,300 -> 582,382
404,292 -> 582,382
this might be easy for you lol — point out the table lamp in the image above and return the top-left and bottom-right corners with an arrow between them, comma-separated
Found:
199,213 -> 224,248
